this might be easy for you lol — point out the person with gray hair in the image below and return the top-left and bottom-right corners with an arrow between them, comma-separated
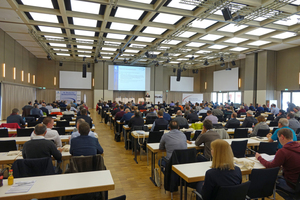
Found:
172,110 -> 189,128
70,118 -> 98,145
241,110 -> 258,127
22,124 -> 62,161
267,118 -> 297,149
160,108 -> 171,121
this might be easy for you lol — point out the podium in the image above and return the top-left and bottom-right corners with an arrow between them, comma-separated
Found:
145,97 -> 150,103
138,98 -> 145,103
128,98 -> 135,103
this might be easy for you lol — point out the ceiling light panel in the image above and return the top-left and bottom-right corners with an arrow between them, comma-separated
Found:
195,50 -> 211,54
230,47 -> 249,51
110,22 -> 134,31
254,17 -> 267,21
186,42 -> 206,47
171,54 -> 181,56
74,30 -> 95,37
271,32 -> 296,39
246,28 -> 275,36
39,26 -> 62,33
21,0 -> 53,8
56,53 -> 70,56
49,43 -> 66,47
127,0 -> 152,3
200,34 -> 224,41
100,52 -> 114,55
115,7 -> 144,20
71,0 -> 100,14
185,55 -> 199,57
291,0 -> 300,5
77,45 -> 93,49
142,27 -> 167,35
53,48 -> 68,51
179,31 -> 197,38
167,1 -> 196,10
124,49 -> 140,53
45,35 -> 64,40
208,44 -> 228,49
162,40 -> 182,45
78,55 -> 91,57
77,50 -> 92,53
135,36 -> 156,42
106,33 -> 127,40
217,24 -> 248,33
170,61 -> 179,63
153,13 -> 182,24
101,47 -> 117,51
73,17 -> 97,27
102,56 -> 112,59
29,12 -> 58,23
177,58 -> 188,60
191,19 -> 218,29
104,41 -> 121,45
224,37 -> 249,43
76,38 -> 94,44
274,15 -> 300,26
248,40 -> 271,46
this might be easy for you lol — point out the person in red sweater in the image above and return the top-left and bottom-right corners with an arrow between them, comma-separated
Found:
255,128 -> 300,192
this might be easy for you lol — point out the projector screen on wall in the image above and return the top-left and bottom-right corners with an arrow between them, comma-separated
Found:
170,76 -> 194,92
108,65 -> 151,91
59,71 -> 92,89
213,67 -> 239,91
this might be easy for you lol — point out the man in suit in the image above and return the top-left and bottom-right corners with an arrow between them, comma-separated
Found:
128,111 -> 144,129
76,108 -> 93,128
150,111 -> 168,131
22,101 -> 33,117
7,108 -> 25,127
70,122 -> 103,156
186,110 -> 199,123
172,110 -> 189,128
241,110 -> 258,127
22,124 -> 62,161
225,113 -> 241,128
273,110 -> 286,123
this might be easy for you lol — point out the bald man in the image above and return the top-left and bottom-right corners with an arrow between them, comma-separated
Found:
172,110 -> 189,128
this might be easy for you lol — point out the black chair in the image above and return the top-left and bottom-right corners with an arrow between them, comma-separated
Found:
269,121 -> 278,127
37,117 -> 45,123
24,117 -> 35,123
213,124 -> 223,129
17,128 -> 34,137
52,127 -> 66,135
227,123 -> 240,128
217,115 -> 226,122
257,129 -> 270,137
0,129 -> 9,137
272,127 -> 279,133
179,124 -> 189,129
146,116 -> 157,124
0,140 -> 17,152
153,124 -> 168,131
63,114 -> 74,118
200,113 -> 207,122
192,130 -> 201,141
183,131 -> 192,140
276,173 -> 300,200
237,112 -> 246,118
27,121 -> 40,127
258,142 -> 278,155
60,116 -> 73,121
148,131 -> 164,143
28,114 -> 40,119
267,115 -> 275,121
109,195 -> 126,200
190,119 -> 200,123
55,121 -> 70,127
231,140 -> 248,158
247,167 -> 280,200
47,114 -> 57,117
296,128 -> 300,135
234,128 -> 249,138
193,181 -> 251,200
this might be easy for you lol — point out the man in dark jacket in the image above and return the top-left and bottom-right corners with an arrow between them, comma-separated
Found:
225,113 -> 240,128
76,109 -> 93,128
241,111 -> 258,127
7,108 -> 25,126
150,111 -> 168,131
273,110 -> 287,123
128,111 -> 144,128
256,128 -> 300,192
186,110 -> 199,123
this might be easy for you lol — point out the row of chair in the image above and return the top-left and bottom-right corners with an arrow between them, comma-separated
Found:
0,127 -> 67,138
27,120 -> 73,128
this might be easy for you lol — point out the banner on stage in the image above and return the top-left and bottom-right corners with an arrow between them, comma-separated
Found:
182,93 -> 203,104
56,91 -> 81,104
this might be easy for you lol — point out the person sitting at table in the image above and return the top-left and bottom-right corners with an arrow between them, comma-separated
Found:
30,104 -> 43,117
50,104 -> 61,113
23,124 -> 62,161
150,111 -> 168,131
160,108 -> 171,122
63,104 -> 75,115
194,120 -> 220,160
212,106 -> 223,117
70,122 -> 103,156
158,120 -> 187,166
172,110 -> 189,128
244,103 -> 249,111
249,103 -> 255,111
273,110 -> 286,123
271,104 -> 280,116
146,107 -> 157,118
262,104 -> 270,112
224,113 -> 240,128
237,106 -> 246,115
198,106 -> 208,114
287,113 -> 300,133
70,119 -> 97,145
115,105 -> 125,121
196,139 -> 242,200
39,103 -> 49,115
169,101 -> 175,107
76,109 -> 93,128
128,111 -> 144,128
120,108 -> 134,124
7,108 -> 25,127
204,110 -> 218,124
249,115 -> 270,137
241,110 -> 258,127
111,104 -> 120,116
30,117 -> 62,147
186,110 -> 199,123
293,106 -> 300,118
256,104 -> 264,112
256,128 -> 300,194
137,103 -> 145,110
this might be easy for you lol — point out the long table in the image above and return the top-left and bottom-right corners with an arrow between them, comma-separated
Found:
147,138 -> 263,187
7,126 -> 95,135
0,135 -> 70,145
0,170 -> 115,200
172,158 -> 266,200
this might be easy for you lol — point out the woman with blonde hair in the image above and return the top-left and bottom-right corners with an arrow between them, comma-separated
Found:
196,139 -> 242,200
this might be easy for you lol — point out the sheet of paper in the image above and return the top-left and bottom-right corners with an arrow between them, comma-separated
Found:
5,181 -> 36,194
260,153 -> 275,162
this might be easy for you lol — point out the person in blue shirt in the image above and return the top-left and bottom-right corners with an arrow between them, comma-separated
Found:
70,119 -> 97,145
256,104 -> 264,112
249,103 -> 255,111
267,118 -> 297,149
160,108 -> 171,122
120,108 -> 134,124
70,122 -> 103,156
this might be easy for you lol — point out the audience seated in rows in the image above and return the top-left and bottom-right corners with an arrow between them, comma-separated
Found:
115,105 -> 125,121
23,124 -> 62,162
237,106 -> 246,115
212,106 -> 223,117
224,113 -> 240,128
293,106 -> 300,118
70,118 -> 98,146
76,109 -> 93,128
204,110 -> 218,124
161,108 -> 171,122
120,108 -> 134,124
128,111 -> 144,129
30,117 -> 62,147
63,104 -> 75,115
150,111 -> 168,132
40,103 -> 49,115
249,115 -> 269,137
7,108 -> 25,127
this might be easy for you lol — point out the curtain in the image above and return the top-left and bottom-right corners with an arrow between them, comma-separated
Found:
2,83 -> 36,120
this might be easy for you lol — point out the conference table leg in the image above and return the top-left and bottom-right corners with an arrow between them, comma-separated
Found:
134,137 -> 138,164
123,128 -> 127,149
149,151 -> 157,186
184,180 -> 187,200
180,177 -> 183,200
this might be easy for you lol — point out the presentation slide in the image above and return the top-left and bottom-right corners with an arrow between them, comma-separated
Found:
213,67 -> 239,91
59,71 -> 92,89
108,65 -> 151,91
170,76 -> 194,92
